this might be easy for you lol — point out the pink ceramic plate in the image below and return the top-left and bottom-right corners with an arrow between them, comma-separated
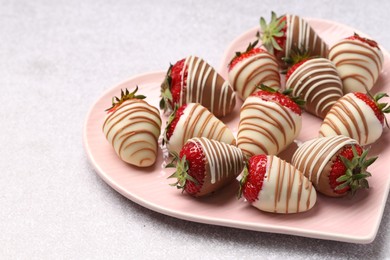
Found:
83,18 -> 390,244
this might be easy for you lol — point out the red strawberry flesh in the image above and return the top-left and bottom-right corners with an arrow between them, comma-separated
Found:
170,59 -> 187,106
228,48 -> 265,71
354,92 -> 384,124
329,145 -> 363,194
285,59 -> 309,82
165,104 -> 187,141
346,33 -> 379,49
242,154 -> 268,203
179,140 -> 205,195
251,89 -> 302,115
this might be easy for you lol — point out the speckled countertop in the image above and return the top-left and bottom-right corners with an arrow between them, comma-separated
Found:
1,0 -> 389,259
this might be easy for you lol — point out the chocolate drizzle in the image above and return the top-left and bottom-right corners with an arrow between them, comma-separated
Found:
188,137 -> 245,196
252,155 -> 316,213
291,135 -> 357,197
319,93 -> 383,145
180,56 -> 236,117
286,58 -> 343,118
102,99 -> 162,167
228,51 -> 280,100
284,15 -> 329,62
167,103 -> 236,154
237,96 -> 302,157
329,40 -> 383,93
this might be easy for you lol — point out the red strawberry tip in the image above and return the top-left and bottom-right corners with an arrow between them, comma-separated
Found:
256,83 -> 278,93
166,152 -> 199,191
256,84 -> 306,109
106,86 -> 146,113
239,154 -> 268,203
228,40 -> 260,70
347,32 -> 380,49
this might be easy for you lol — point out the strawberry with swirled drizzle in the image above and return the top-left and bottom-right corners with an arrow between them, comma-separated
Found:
292,135 -> 377,197
319,92 -> 390,145
259,11 -> 328,68
167,137 -> 245,197
239,154 -> 317,213
237,85 -> 302,157
285,57 -> 343,118
160,56 -> 236,117
329,33 -> 384,93
163,103 -> 236,154
228,41 -> 280,100
103,87 -> 162,167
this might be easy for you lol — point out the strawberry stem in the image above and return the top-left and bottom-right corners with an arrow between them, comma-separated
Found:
258,11 -> 285,55
335,147 -> 376,195
228,40 -> 259,68
162,105 -> 179,146
160,64 -> 174,112
237,164 -> 249,199
105,86 -> 146,113
256,84 -> 306,108
166,152 -> 198,191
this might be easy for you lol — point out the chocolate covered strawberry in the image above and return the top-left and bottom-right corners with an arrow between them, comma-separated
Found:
228,41 -> 280,100
160,56 -> 236,117
258,11 -> 328,68
103,87 -> 162,167
237,85 -> 303,157
329,33 -> 384,94
238,154 -> 317,213
319,92 -> 390,145
285,57 -> 343,118
167,137 -> 245,197
163,103 -> 236,154
292,135 -> 377,197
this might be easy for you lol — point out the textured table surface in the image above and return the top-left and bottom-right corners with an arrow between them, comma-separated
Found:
1,0 -> 389,259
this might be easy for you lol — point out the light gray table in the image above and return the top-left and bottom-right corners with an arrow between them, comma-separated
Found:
1,0 -> 389,259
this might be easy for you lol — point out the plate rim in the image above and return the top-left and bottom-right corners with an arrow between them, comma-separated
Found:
83,18 -> 390,244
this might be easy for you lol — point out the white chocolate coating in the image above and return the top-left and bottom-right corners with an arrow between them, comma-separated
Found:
103,99 -> 162,167
228,51 -> 280,100
167,103 -> 236,154
319,93 -> 383,145
252,155 -> 316,214
286,58 -> 343,119
237,96 -> 302,157
329,39 -> 383,93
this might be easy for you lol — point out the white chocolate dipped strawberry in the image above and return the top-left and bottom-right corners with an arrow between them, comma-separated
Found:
285,57 -> 343,119
292,136 -> 377,197
103,87 -> 162,167
160,56 -> 236,117
239,154 -> 317,214
237,85 -> 303,157
319,92 -> 390,145
329,33 -> 384,94
228,41 -> 280,100
163,103 -> 236,154
167,137 -> 245,197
